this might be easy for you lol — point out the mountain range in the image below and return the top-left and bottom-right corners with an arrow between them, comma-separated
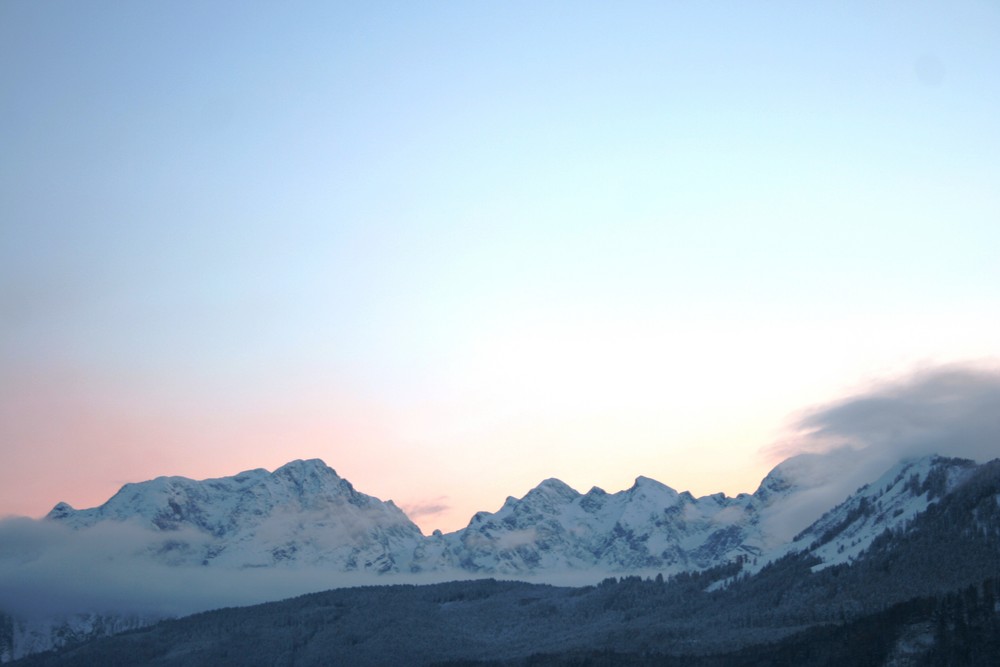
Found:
2,452 -> 996,664
40,453 -> 963,577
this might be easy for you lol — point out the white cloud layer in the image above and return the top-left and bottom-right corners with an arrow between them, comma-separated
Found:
0,518 -> 462,621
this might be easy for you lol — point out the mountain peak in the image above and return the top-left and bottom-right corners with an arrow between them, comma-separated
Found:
754,452 -> 839,501
629,475 -> 677,495
274,458 -> 336,476
46,501 -> 75,520
529,478 -> 578,500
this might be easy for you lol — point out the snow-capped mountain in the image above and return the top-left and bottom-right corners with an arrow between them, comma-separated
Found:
46,459 -> 424,572
412,452 -> 925,576
42,457 -> 831,578
41,454 -> 978,578
418,476 -> 764,575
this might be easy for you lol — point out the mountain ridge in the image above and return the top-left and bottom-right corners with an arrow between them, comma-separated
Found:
40,453 -> 970,577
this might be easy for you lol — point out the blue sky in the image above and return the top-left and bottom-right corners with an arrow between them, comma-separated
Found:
2,1 -> 999,531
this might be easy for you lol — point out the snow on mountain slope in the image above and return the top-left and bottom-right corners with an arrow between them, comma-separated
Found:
413,454 -> 984,577
411,464 -> 822,576
43,455 -> 978,579
787,455 -> 978,570
46,459 -> 425,572
45,454 -> 936,579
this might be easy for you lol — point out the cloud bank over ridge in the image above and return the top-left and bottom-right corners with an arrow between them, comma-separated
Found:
778,362 -> 1000,462
758,362 -> 1000,538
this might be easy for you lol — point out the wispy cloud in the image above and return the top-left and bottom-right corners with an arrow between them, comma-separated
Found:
399,496 -> 450,521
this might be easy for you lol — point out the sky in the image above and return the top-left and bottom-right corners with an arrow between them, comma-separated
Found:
1,1 -> 999,534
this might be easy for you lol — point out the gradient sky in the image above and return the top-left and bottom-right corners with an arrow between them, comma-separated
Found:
2,1 -> 999,534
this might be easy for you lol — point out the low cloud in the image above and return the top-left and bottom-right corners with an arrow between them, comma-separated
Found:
495,528 -> 539,551
0,518 -> 469,622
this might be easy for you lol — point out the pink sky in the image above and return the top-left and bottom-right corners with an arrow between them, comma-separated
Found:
4,322 -> 998,535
